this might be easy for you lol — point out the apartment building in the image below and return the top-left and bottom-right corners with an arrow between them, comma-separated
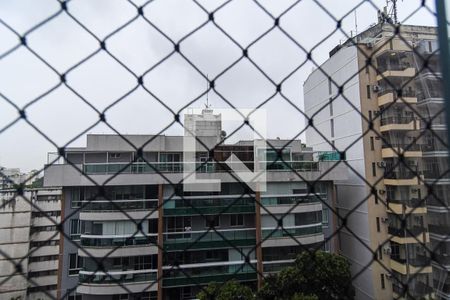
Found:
0,188 -> 62,300
304,21 -> 445,299
43,109 -> 347,300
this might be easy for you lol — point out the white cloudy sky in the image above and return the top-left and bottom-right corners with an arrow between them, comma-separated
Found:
0,0 -> 437,172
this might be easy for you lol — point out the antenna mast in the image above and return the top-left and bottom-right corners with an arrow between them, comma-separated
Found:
386,0 -> 401,24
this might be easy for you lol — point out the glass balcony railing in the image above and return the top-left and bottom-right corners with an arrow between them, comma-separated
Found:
378,89 -> 416,98
163,228 -> 256,251
380,116 -> 417,126
79,270 -> 157,284
163,262 -> 257,287
381,143 -> 422,151
83,161 -> 320,175
261,194 -> 325,206
263,260 -> 294,273
164,196 -> 255,216
428,224 -> 450,236
262,224 -> 322,239
390,255 -> 431,267
80,234 -> 157,247
388,226 -> 426,237
80,199 -> 158,212
384,169 -> 417,180
387,198 -> 425,208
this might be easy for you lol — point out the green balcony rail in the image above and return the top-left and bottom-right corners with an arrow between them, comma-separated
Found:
80,234 -> 157,247
262,224 -> 323,239
163,228 -> 256,251
79,270 -> 157,284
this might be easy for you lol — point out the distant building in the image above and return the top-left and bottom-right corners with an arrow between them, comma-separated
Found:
0,167 -> 41,189
0,188 -> 62,300
305,22 -> 444,299
43,109 -> 347,300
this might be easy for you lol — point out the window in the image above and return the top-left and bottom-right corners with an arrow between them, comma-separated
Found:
71,188 -> 83,208
167,217 -> 191,239
113,295 -> 129,300
389,39 -> 393,50
370,137 -> 375,151
368,110 -> 373,121
109,152 -> 121,159
69,253 -> 82,276
70,219 -> 83,240
328,77 -> 332,95
322,208 -> 329,227
134,256 -> 154,270
376,217 -> 381,232
378,245 -> 383,260
366,85 -> 371,99
374,191 -> 379,205
330,119 -> 334,138
380,274 -> 386,289
329,98 -> 333,116
230,215 -> 244,227
68,295 -> 82,300
205,216 -> 220,228
372,162 -> 377,177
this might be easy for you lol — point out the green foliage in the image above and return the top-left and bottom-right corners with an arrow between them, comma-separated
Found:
258,251 -> 354,300
197,280 -> 254,300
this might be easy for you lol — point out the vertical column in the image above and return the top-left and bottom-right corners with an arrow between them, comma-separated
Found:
157,184 -> 164,300
56,190 -> 65,300
255,191 -> 264,289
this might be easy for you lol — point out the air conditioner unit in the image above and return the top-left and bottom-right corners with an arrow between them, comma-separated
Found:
385,273 -> 392,280
379,189 -> 386,195
377,161 -> 387,168
373,85 -> 381,92
367,42 -> 374,48
381,217 -> 389,223
383,246 -> 392,255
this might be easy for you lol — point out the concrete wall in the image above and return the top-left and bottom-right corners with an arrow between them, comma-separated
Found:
304,46 -> 375,299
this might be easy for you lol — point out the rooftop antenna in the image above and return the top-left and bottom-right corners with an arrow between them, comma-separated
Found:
354,10 -> 358,35
386,0 -> 401,24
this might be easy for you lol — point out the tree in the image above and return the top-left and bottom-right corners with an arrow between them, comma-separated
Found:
258,251 -> 354,300
197,280 -> 254,300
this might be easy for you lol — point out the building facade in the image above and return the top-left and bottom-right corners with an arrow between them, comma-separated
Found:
304,22 -> 445,299
43,110 -> 346,299
0,188 -> 62,300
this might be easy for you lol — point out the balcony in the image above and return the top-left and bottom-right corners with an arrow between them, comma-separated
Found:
262,224 -> 322,239
378,90 -> 417,107
261,194 -> 324,206
387,198 -> 427,214
390,256 -> 432,275
263,259 -> 294,273
163,261 -> 257,287
80,234 -> 157,248
381,144 -> 422,158
78,269 -> 158,295
80,199 -> 158,212
380,116 -> 420,132
383,169 -> 421,186
164,195 -> 255,216
376,65 -> 416,81
163,228 -> 256,251
428,225 -> 450,238
388,226 -> 426,238
83,161 -> 320,175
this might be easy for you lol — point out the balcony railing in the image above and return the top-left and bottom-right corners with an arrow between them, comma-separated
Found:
387,198 -> 425,208
378,89 -> 416,98
380,116 -> 417,126
79,269 -> 157,284
164,195 -> 255,216
384,169 -> 417,180
381,143 -> 422,151
80,234 -> 157,247
262,224 -> 322,239
163,228 -> 256,251
390,255 -> 431,267
261,194 -> 325,206
83,161 -> 320,175
162,261 -> 257,287
388,226 -> 426,237
428,224 -> 450,236
80,199 -> 158,212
